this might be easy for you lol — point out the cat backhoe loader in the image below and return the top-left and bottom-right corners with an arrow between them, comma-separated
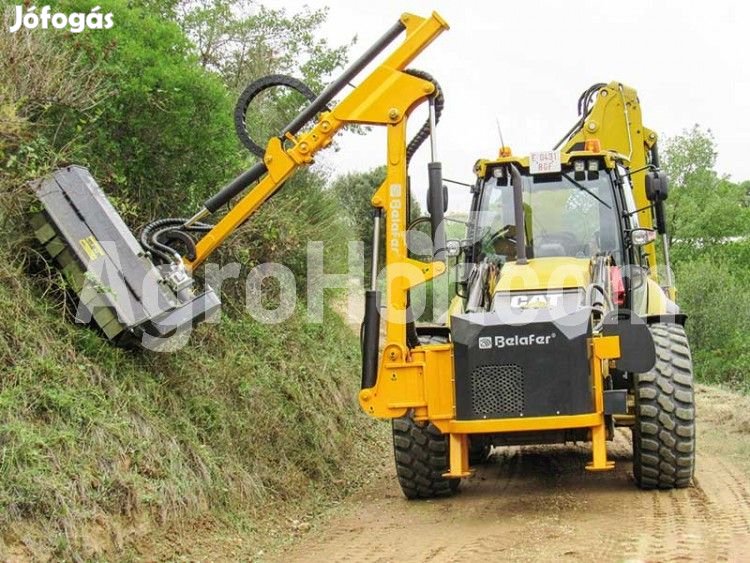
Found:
31,11 -> 694,498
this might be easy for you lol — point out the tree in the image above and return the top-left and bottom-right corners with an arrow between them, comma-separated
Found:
662,126 -> 750,390
174,1 -> 351,93
662,126 -> 750,247
45,0 -> 241,218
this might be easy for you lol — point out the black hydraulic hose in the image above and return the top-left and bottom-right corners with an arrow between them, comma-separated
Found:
234,74 -> 319,158
554,82 -> 607,150
140,218 -> 212,264
404,69 -> 444,164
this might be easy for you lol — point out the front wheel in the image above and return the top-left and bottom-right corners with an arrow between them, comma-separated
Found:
392,415 -> 460,499
632,323 -> 696,489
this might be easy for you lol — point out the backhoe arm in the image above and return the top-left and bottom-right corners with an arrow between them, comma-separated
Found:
560,82 -> 660,271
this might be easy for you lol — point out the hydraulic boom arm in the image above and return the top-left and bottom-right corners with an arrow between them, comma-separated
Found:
184,12 -> 449,271
560,82 -> 660,272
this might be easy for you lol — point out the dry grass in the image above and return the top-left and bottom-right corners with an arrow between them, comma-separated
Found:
695,384 -> 750,474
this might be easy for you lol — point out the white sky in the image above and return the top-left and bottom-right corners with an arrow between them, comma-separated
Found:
267,0 -> 750,211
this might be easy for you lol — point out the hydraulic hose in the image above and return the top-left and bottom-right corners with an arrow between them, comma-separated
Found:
140,218 -> 213,264
234,74 -> 319,158
553,82 -> 607,150
199,19 -> 406,216
403,69 -> 444,165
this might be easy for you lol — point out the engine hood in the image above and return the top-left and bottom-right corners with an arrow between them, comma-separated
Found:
493,257 -> 591,293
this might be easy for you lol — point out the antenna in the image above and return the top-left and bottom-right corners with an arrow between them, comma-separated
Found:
495,117 -> 506,148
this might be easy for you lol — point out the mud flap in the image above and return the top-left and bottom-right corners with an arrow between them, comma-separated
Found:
31,166 -> 220,349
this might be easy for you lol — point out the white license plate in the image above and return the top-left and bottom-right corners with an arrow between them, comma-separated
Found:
529,151 -> 561,174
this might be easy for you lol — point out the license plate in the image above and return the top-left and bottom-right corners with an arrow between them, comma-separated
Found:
529,151 -> 561,174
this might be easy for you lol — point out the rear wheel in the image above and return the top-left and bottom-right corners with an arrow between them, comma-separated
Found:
633,323 -> 695,489
392,415 -> 460,499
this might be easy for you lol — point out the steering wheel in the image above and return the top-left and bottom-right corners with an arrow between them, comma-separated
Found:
534,231 -> 580,253
488,225 -> 516,246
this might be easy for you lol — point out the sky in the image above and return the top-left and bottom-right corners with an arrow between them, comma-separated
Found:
266,0 -> 750,212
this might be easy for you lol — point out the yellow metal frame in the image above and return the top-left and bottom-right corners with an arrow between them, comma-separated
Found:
360,328 -> 621,477
186,12 -> 449,271
562,82 -> 659,273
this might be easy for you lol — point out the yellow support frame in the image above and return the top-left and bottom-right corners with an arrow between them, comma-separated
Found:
186,12 -> 449,271
562,82 -> 659,273
442,336 -> 620,477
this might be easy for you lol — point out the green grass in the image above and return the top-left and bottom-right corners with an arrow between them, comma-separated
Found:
0,246 -> 385,558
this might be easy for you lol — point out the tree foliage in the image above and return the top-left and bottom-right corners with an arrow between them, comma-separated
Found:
663,125 -> 750,247
663,126 -> 750,391
0,3 -> 378,554
175,1 -> 351,92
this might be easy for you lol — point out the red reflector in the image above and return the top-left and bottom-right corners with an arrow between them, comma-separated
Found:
610,266 -> 625,306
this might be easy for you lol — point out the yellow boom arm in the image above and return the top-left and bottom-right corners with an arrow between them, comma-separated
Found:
561,82 -> 659,271
185,12 -> 448,271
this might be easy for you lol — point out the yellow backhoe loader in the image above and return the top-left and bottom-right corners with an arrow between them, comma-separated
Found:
31,11 -> 694,497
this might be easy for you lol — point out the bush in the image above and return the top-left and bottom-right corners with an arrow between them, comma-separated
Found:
675,255 -> 750,391
43,0 -> 245,218
0,2 -> 379,558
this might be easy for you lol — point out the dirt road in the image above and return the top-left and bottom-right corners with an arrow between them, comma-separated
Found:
273,386 -> 750,562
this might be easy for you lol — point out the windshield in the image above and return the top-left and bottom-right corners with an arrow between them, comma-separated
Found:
475,169 -> 621,262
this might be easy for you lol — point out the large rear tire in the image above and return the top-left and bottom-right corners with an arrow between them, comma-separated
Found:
392,415 -> 460,499
633,323 -> 695,489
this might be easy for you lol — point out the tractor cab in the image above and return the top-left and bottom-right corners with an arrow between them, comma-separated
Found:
456,147 -> 657,317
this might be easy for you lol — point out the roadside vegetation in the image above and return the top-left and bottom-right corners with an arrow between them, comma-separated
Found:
0,1 -> 384,559
663,126 -> 750,392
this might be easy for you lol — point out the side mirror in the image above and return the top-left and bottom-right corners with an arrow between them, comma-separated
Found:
645,171 -> 669,202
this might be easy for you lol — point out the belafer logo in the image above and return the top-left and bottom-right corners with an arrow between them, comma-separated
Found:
8,5 -> 114,33
478,336 -> 493,349
478,333 -> 556,350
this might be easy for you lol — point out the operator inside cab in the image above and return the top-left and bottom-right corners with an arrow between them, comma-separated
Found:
476,164 -> 620,264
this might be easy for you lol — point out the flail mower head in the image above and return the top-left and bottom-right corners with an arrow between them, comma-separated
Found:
32,166 -> 220,349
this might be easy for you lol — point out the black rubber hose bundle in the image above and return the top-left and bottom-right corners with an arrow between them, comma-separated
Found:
403,69 -> 444,165
577,82 -> 607,117
140,218 -> 212,264
234,69 -> 443,165
234,74 -> 320,158
554,82 -> 608,150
